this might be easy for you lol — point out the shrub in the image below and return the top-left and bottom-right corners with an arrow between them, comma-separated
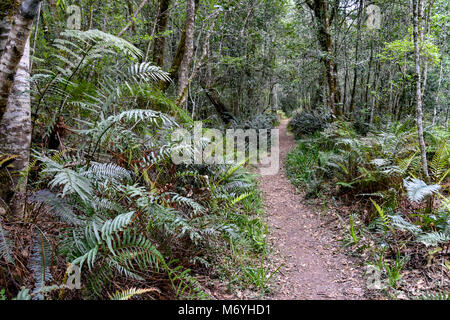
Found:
232,113 -> 278,130
289,110 -> 328,137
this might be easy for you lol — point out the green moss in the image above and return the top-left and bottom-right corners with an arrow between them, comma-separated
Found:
0,0 -> 19,20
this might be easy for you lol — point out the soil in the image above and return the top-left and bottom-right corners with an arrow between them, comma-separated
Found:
258,119 -> 366,300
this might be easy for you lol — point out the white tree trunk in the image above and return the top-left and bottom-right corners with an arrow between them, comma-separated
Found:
0,38 -> 32,217
412,0 -> 430,181
0,17 -> 11,57
0,0 -> 40,122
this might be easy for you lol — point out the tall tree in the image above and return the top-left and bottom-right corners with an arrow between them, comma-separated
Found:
152,0 -> 171,67
304,0 -> 341,115
0,0 -> 38,217
349,0 -> 364,116
412,0 -> 430,181
0,0 -> 40,122
0,39 -> 32,217
176,0 -> 196,107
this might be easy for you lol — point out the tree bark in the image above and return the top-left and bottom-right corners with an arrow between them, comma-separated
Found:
349,0 -> 363,116
0,38 -> 32,218
176,0 -> 195,107
0,0 -> 40,123
117,0 -> 148,37
151,0 -> 170,67
159,0 -> 200,92
369,60 -> 380,124
201,85 -> 234,124
432,59 -> 443,125
305,0 -> 341,115
412,0 -> 430,181
176,9 -> 220,108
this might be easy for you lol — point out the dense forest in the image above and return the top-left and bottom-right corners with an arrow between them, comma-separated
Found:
0,0 -> 448,301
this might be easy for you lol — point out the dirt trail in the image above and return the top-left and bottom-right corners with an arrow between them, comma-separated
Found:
258,119 -> 366,300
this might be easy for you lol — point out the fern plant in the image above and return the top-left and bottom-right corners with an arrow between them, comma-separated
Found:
418,291 -> 450,300
0,221 -> 14,264
109,287 -> 159,300
403,178 -> 441,202
28,230 -> 53,299
25,26 -> 267,299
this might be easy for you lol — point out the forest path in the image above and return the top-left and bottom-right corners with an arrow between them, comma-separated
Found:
258,119 -> 366,300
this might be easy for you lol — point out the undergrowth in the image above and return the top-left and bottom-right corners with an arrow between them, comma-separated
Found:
0,30 -> 274,300
286,117 -> 450,299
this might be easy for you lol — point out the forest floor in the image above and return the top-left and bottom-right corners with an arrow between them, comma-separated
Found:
258,119 -> 367,300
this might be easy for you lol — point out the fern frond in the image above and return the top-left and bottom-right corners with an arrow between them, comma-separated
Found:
86,162 -> 132,182
29,230 -> 53,296
0,221 -> 14,264
390,215 -> 421,235
109,287 -> 159,300
403,178 -> 441,202
60,29 -> 142,59
232,192 -> 251,205
370,199 -> 392,231
416,232 -> 450,247
418,291 -> 450,300
71,212 -> 135,271
29,190 -> 82,225
14,288 -> 32,300
115,109 -> 175,127
163,193 -> 205,215
39,157 -> 93,203
429,142 -> 449,181
127,62 -> 170,83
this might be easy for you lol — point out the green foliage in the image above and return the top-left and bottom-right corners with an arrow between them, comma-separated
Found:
109,288 -> 157,300
241,259 -> 280,293
27,98 -> 266,299
379,251 -> 408,289
287,115 -> 450,297
380,36 -> 441,67
29,190 -> 82,225
231,113 -> 278,131
1,19 -> 272,299
12,0 -> 448,301
285,138 -> 326,198
346,214 -> 360,246
289,110 -> 329,137
38,156 -> 93,203
418,291 -> 450,300
28,230 -> 53,298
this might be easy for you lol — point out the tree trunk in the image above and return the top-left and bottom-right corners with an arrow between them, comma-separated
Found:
159,0 -> 199,92
201,85 -> 234,124
0,38 -> 32,218
176,0 -> 195,107
349,0 -> 363,116
365,36 -> 374,108
0,0 -> 40,123
432,59 -> 443,125
151,0 -> 170,67
117,0 -> 148,37
305,0 -> 341,115
369,60 -> 380,124
342,42 -> 349,113
178,9 -> 220,108
0,17 -> 11,57
412,0 -> 429,181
